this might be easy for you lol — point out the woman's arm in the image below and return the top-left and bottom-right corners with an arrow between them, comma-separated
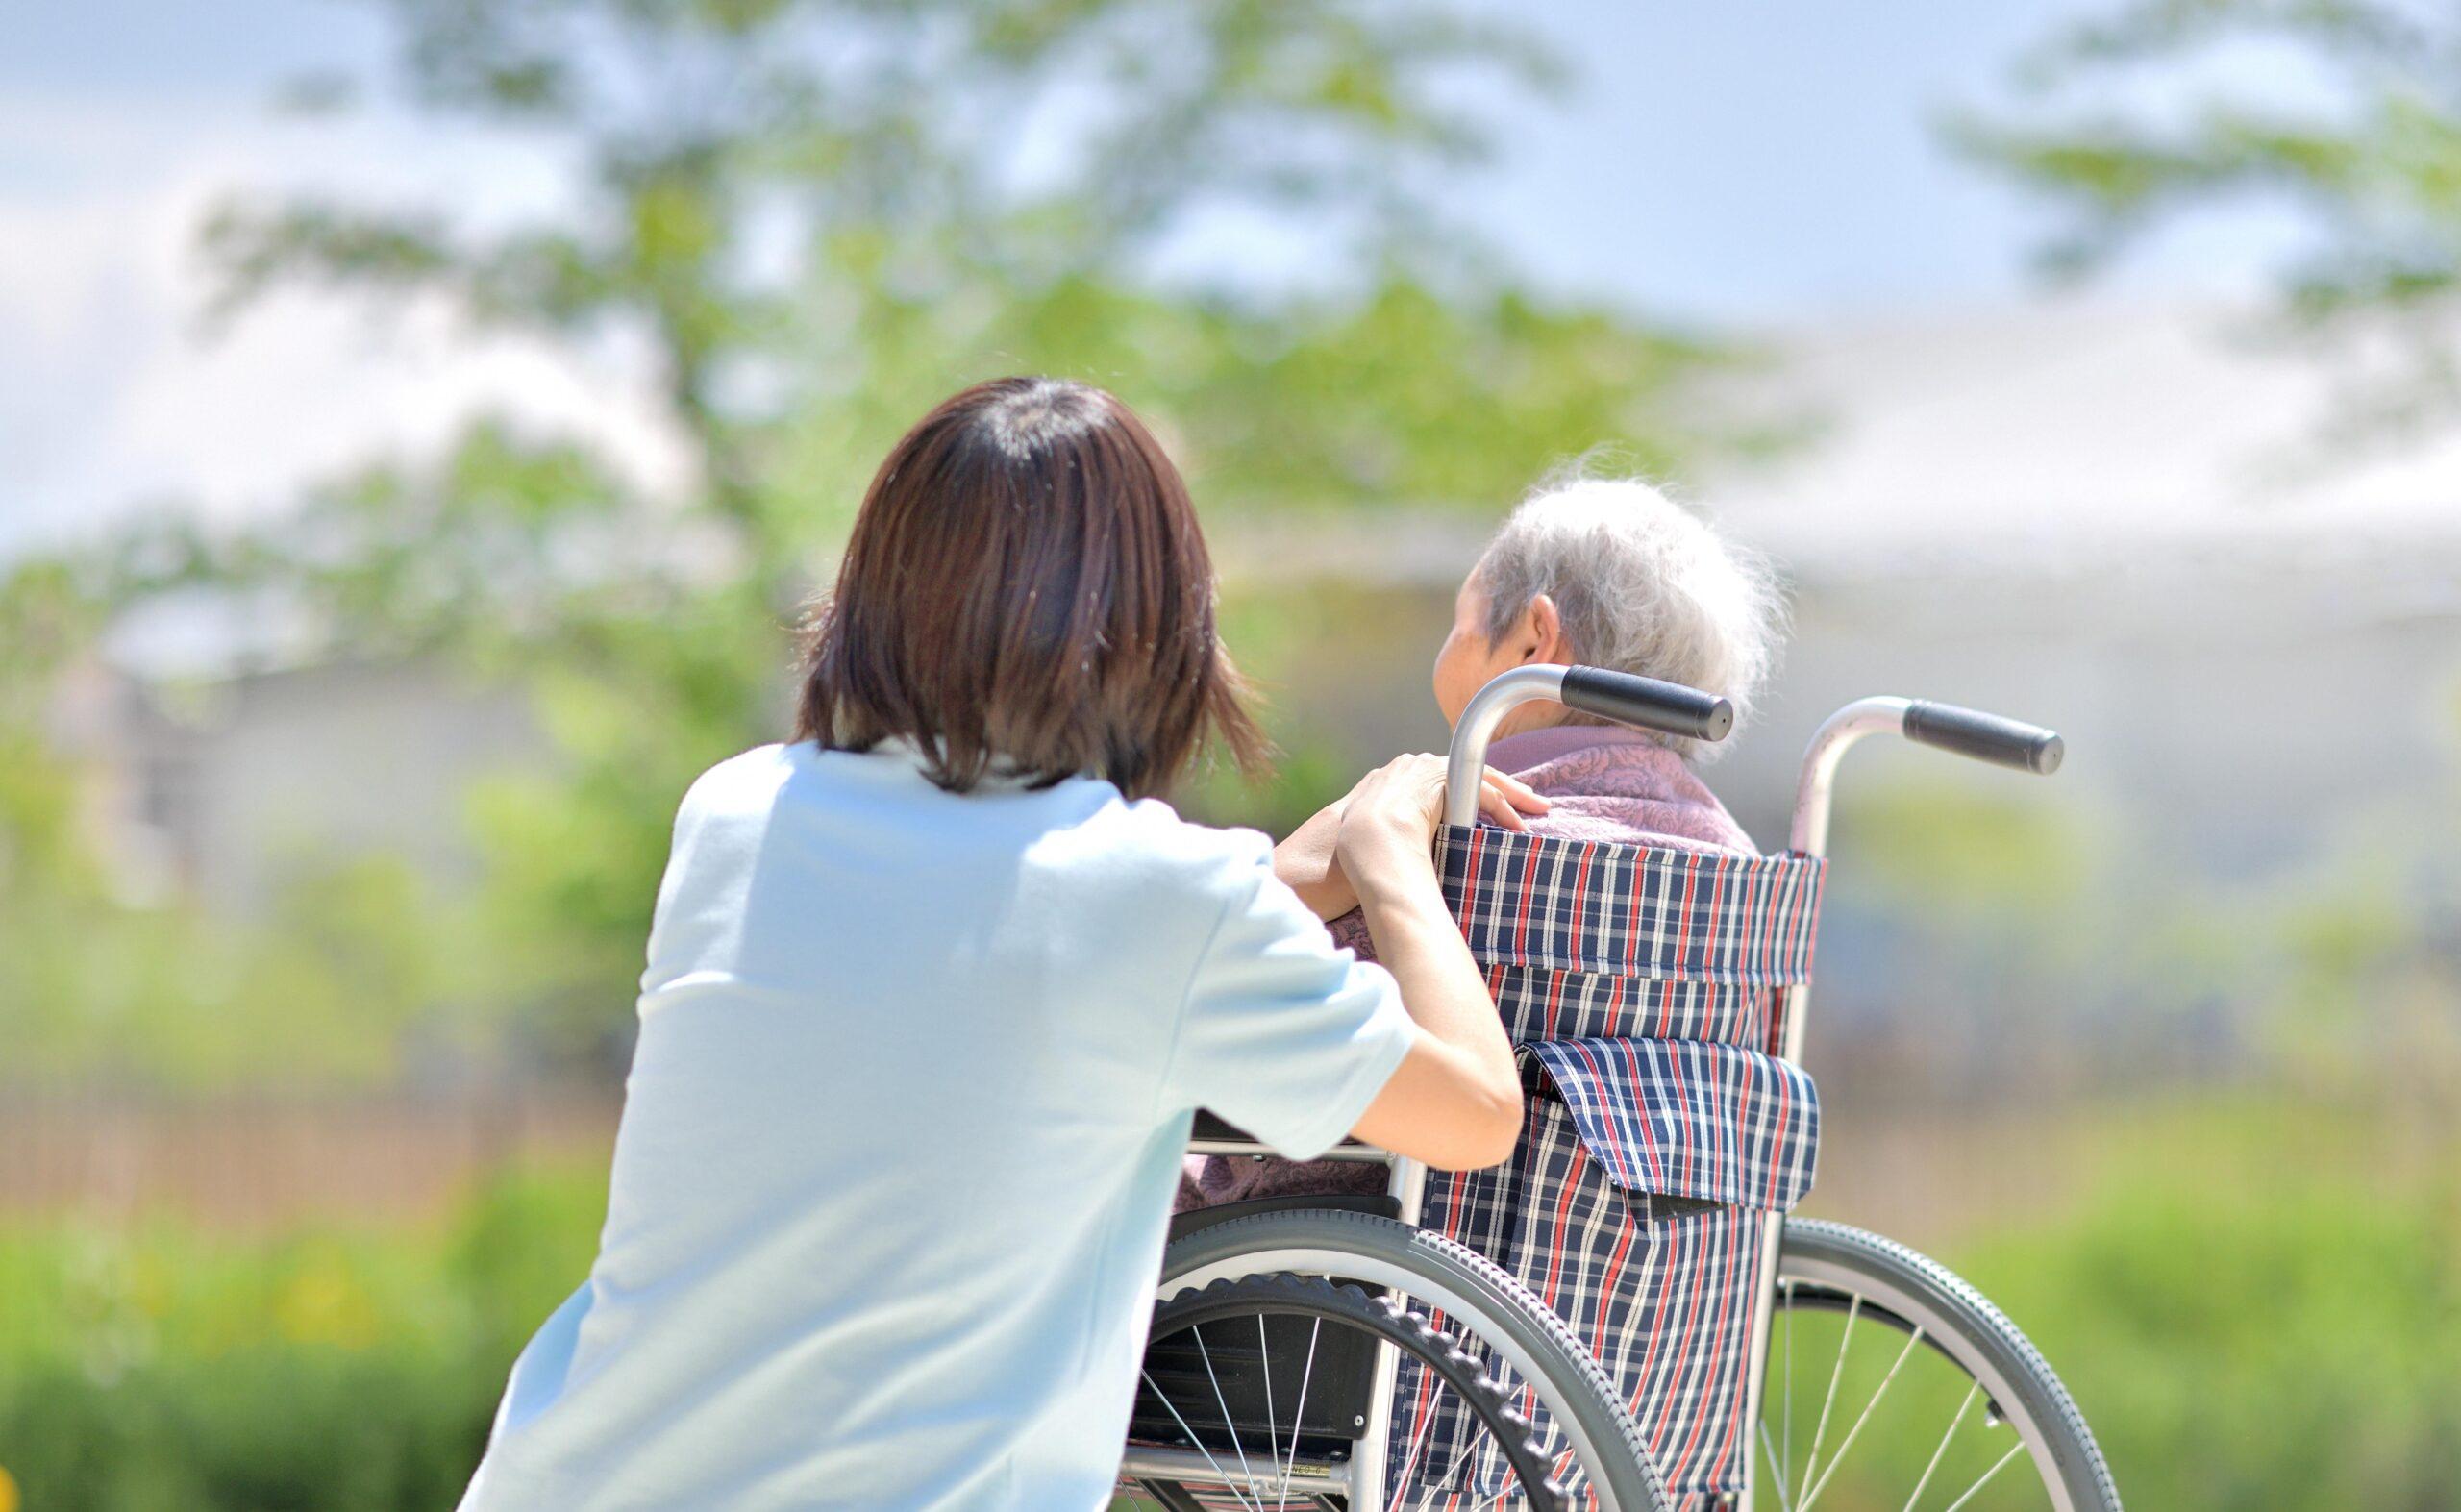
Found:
1330,756 -> 1526,1170
1275,767 -> 1546,924
1271,799 -> 1354,921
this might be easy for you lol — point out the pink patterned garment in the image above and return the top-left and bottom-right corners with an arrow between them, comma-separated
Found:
1177,725 -> 1755,1210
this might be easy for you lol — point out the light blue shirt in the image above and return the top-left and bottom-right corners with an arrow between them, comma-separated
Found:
460,741 -> 1412,1511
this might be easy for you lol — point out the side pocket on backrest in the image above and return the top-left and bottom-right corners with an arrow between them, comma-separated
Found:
1520,1036 -> 1820,1213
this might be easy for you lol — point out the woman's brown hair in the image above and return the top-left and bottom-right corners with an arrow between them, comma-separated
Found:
796,377 -> 1266,800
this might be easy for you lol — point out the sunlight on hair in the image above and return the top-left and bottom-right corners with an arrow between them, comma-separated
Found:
1478,472 -> 1785,759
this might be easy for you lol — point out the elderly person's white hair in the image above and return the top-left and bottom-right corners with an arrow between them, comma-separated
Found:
1478,475 -> 1783,758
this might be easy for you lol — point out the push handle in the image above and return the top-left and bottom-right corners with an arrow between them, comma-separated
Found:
1561,665 -> 1734,744
1902,701 -> 2064,776
1444,664 -> 1733,829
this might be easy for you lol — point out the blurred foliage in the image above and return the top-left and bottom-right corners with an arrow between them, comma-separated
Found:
0,854 -> 459,1091
1953,1104 -> 2461,1510
1951,0 -> 2461,456
0,0 -> 1767,1082
1791,1103 -> 2461,1512
1823,774 -> 2461,1106
0,1166 -> 602,1510
0,1101 -> 2452,1508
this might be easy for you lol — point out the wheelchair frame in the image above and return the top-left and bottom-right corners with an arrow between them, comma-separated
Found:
1153,664 -> 2063,1511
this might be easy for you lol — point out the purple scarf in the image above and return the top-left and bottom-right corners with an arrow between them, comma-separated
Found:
1179,727 -> 1755,1210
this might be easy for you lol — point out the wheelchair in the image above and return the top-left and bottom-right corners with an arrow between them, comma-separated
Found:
1118,666 -> 2122,1512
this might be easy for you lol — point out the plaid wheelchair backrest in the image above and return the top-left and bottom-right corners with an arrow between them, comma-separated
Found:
1389,824 -> 1828,1510
1439,822 -> 1824,1049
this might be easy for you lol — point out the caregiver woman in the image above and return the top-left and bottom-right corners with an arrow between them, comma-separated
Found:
457,377 -> 1534,1511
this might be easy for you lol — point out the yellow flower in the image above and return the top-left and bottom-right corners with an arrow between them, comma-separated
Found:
0,1462 -> 20,1512
273,1252 -> 378,1349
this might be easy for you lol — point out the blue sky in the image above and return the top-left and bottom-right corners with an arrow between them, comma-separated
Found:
0,0 -> 2307,548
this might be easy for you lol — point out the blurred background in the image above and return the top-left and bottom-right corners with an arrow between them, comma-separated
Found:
4,0 -> 2458,1506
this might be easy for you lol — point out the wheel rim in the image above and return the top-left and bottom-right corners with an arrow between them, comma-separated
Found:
1758,1260 -> 2077,1512
1121,1275 -> 1564,1512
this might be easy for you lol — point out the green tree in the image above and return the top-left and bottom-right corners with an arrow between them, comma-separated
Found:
1953,0 -> 2461,453
26,0 -> 1752,1076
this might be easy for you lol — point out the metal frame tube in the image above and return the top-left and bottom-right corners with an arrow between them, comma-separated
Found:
1443,665 -> 1570,830
1120,1443 -> 1351,1496
1733,696 -> 1910,1512
1184,1140 -> 1394,1162
1784,698 -> 1910,887
1349,1154 -> 1426,1512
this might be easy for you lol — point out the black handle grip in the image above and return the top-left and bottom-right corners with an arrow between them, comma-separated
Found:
1559,665 -> 1734,744
1902,701 -> 2064,775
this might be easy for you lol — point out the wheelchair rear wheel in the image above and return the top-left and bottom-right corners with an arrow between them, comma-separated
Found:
1131,1207 -> 1670,1512
1123,1273 -> 1565,1510
1759,1221 -> 2121,1512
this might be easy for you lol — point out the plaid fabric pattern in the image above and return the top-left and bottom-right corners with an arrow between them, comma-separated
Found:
1486,962 -> 1773,1049
1438,825 -> 1822,989
1522,1037 -> 1818,1212
1381,826 -> 1827,1509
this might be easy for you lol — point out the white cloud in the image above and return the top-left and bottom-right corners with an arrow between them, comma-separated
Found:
0,89 -> 693,556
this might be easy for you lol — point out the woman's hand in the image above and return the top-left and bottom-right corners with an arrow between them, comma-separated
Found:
1338,756 -> 1536,1168
1332,757 -> 1548,898
1278,760 -> 1547,921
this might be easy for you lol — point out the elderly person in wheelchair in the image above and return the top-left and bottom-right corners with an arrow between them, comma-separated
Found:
1183,472 -> 1778,1212
1164,472 -> 1797,1509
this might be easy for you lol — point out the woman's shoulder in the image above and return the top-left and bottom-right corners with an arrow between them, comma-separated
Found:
1076,798 -> 1277,904
674,739 -> 948,819
677,743 -> 797,816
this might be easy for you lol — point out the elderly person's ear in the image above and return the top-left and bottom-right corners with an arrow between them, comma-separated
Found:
1497,592 -> 1572,666
1434,572 -> 1581,729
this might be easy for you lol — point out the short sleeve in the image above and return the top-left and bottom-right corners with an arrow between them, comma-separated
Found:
1158,847 -> 1414,1161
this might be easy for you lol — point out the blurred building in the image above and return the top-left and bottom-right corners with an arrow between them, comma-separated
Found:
1271,300 -> 2461,869
57,654 -> 540,914
1715,300 -> 2461,860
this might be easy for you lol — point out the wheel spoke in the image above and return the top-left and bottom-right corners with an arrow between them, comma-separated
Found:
1757,1418 -> 1796,1512
1384,1368 -> 1444,1511
1277,1318 -> 1322,1512
1194,1325 -> 1258,1496
1141,1365 -> 1260,1512
1933,1439 -> 2026,1512
1781,1279 -> 1796,1499
1465,1478 -> 1518,1511
1798,1294 -> 1859,1495
1799,1326 -> 1923,1511
1901,1382 -> 1979,1512
1257,1316 -> 1279,1499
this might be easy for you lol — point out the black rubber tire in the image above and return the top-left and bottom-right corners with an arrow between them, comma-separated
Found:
1159,1207 -> 1670,1512
1776,1220 -> 2122,1512
1141,1273 -> 1565,1510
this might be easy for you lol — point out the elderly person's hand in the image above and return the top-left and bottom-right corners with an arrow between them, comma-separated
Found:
1274,760 -> 1546,922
